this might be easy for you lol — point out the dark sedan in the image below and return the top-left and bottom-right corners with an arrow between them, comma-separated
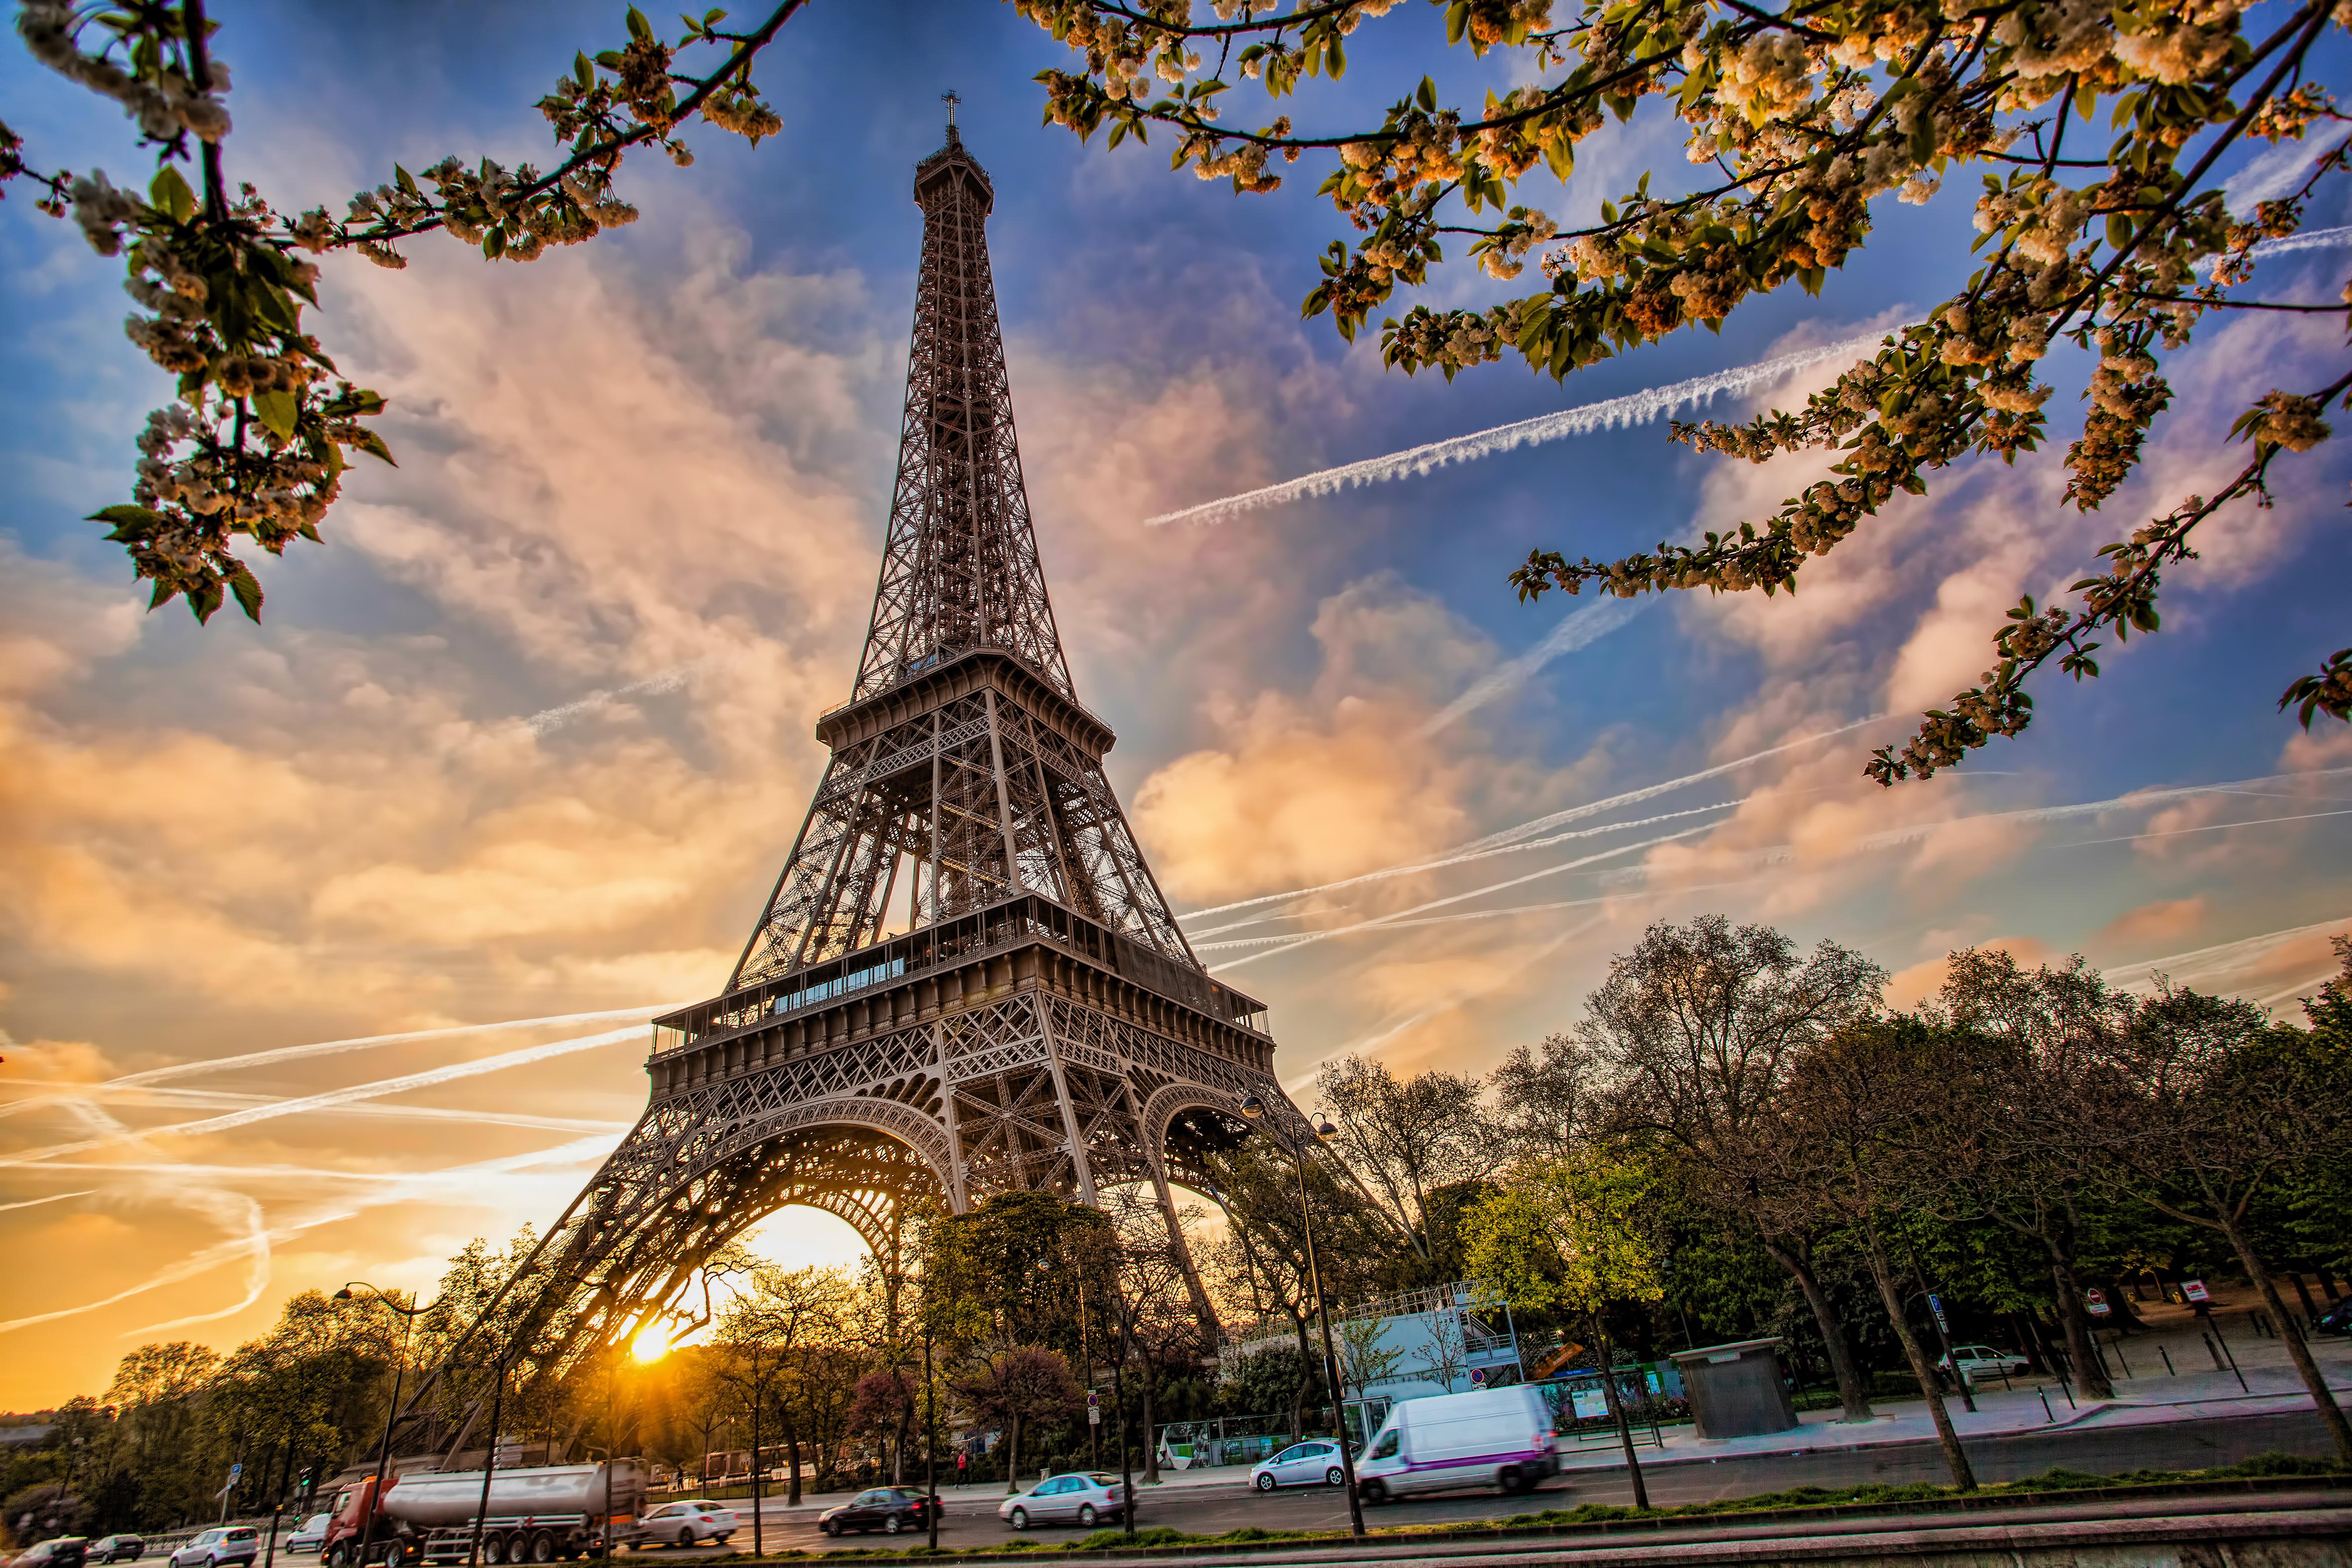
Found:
2317,1300 -> 2352,1337
88,1540 -> 143,1565
10,1541 -> 87,1568
818,1488 -> 938,1537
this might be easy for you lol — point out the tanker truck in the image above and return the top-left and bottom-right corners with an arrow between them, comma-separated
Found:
320,1461 -> 648,1567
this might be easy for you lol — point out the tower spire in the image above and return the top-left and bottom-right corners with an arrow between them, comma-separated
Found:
727,131 -> 1194,989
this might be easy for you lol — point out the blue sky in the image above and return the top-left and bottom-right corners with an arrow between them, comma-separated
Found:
3,1 -> 2350,1403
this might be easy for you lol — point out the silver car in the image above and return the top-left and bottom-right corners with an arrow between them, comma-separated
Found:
284,1516 -> 332,1558
168,1531 -> 257,1568
997,1473 -> 1134,1531
1250,1439 -> 1348,1491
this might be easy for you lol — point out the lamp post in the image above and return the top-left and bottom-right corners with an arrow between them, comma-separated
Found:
1237,1092 -> 1365,1540
335,1284 -> 442,1567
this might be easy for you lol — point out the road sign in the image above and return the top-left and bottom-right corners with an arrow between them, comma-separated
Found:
2184,1279 -> 2211,1304
1087,1390 -> 1100,1426
229,1463 -> 243,1482
2085,1288 -> 2111,1317
1469,1366 -> 1487,1386
1927,1294 -> 1950,1334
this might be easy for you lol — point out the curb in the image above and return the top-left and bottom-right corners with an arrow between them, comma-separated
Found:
710,1476 -> 2352,1566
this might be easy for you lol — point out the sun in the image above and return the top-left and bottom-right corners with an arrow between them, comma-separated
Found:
629,1323 -> 672,1364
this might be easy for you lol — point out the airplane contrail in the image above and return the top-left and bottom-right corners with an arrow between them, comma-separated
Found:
0,1078 -> 631,1135
522,662 -> 703,736
0,1191 -> 93,1213
0,1026 -> 646,1171
1418,595 -> 1650,737
1209,822 -> 1719,973
2100,913 -> 2352,988
1208,770 -> 2352,970
1179,716 -> 1885,923
1147,330 -> 1904,530
0,1133 -> 622,1337
1182,799 -> 1741,934
1195,877 -> 1767,952
0,1001 -> 690,1126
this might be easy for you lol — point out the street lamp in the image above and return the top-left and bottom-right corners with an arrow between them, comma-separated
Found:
335,1284 -> 442,1567
1236,1091 -> 1366,1539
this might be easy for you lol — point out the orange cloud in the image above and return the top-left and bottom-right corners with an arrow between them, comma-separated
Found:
2098,896 -> 2209,949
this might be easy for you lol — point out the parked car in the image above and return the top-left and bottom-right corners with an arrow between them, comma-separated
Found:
283,1516 -> 331,1559
10,1539 -> 88,1568
1937,1345 -> 2031,1382
167,1529 -> 258,1568
633,1501 -> 736,1547
1250,1439 -> 1349,1491
818,1488 -> 936,1537
89,1538 -> 144,1564
997,1473 -> 1133,1531
2316,1301 -> 2352,1338
1352,1385 -> 1558,1502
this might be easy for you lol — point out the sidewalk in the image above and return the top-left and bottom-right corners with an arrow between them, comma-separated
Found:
726,1335 -> 2352,1517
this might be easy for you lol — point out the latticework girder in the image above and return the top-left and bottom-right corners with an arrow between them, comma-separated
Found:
387,126 -> 1306,1461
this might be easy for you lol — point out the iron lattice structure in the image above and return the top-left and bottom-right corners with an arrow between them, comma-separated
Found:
394,129 -> 1302,1443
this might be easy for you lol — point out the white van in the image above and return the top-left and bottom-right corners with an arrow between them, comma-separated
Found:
1352,1385 -> 1558,1502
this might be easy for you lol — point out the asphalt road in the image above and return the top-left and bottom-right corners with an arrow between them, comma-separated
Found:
680,1409 -> 2340,1556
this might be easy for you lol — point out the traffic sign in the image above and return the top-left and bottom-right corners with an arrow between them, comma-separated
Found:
1469,1366 -> 1487,1386
1087,1390 -> 1100,1426
2085,1288 -> 2111,1318
2184,1279 -> 2210,1304
229,1463 -> 243,1482
1927,1294 -> 1949,1334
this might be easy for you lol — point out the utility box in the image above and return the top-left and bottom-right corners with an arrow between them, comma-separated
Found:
1668,1338 -> 1799,1440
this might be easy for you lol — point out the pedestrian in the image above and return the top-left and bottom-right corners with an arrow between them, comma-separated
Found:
955,1450 -> 967,1488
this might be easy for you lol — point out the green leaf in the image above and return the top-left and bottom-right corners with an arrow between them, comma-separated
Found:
252,389 -> 299,439
149,164 -> 197,224
227,565 -> 265,622
483,226 -> 507,260
627,5 -> 652,39
1416,75 -> 1437,112
89,503 -> 166,535
577,50 -> 596,87
350,429 -> 399,467
396,163 -> 419,196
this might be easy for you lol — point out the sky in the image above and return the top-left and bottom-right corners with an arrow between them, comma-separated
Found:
4,1 -> 2351,1408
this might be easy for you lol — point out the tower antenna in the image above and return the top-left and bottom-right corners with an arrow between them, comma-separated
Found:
941,90 -> 959,130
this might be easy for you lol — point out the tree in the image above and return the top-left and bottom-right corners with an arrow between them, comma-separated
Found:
1314,1054 -> 1497,1261
1586,915 -> 1885,1420
1463,1147 -> 1666,1506
1923,949 -> 2138,1399
713,1265 -> 849,1511
5,1483 -> 91,1545
947,1345 -> 1082,1495
6,0 -> 798,624
1778,1017 -> 1977,1489
1016,0 -> 2352,763
847,1370 -> 917,1487
2081,980 -> 2352,1460
1493,1033 -> 1599,1161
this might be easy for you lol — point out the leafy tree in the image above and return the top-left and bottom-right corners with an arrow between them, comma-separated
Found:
714,1264 -> 850,1508
947,1344 -> 1082,1495
1016,0 -> 2352,764
4,1483 -> 91,1546
847,1369 -> 917,1487
1586,915 -> 1885,1419
1464,1147 -> 1665,1505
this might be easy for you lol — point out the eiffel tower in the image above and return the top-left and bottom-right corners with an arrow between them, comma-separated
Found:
401,121 -> 1299,1421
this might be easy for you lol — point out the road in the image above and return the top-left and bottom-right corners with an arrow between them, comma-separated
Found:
676,1409 -> 2340,1556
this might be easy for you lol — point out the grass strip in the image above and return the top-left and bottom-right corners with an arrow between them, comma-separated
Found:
726,1452 -> 2349,1561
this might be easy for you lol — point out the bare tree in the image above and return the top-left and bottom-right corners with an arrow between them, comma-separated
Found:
1586,915 -> 1885,1421
1778,1019 -> 1977,1490
1315,1054 -> 1495,1258
1924,949 -> 2135,1398
2082,981 -> 2352,1461
1492,1033 -> 1597,1161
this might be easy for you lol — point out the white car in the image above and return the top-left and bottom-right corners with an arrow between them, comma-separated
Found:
1250,1439 -> 1349,1491
997,1473 -> 1133,1531
168,1530 -> 258,1568
1939,1344 -> 2031,1382
284,1516 -> 332,1558
635,1502 -> 736,1548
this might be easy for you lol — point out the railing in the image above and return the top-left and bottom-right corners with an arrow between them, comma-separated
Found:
651,895 -> 1271,1059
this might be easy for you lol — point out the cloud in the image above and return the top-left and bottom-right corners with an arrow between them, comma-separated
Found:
2098,896 -> 2210,948
1133,576 -> 1501,904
